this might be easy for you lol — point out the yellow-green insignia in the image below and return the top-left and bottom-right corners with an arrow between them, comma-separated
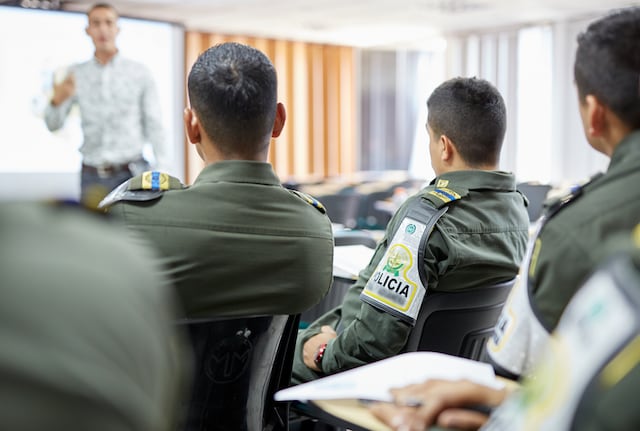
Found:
436,179 -> 449,188
383,246 -> 410,276
428,190 -> 448,202
140,171 -> 170,191
304,193 -> 324,210
291,190 -> 326,214
529,238 -> 542,278
99,172 -> 184,208
600,334 -> 640,388
633,224 -> 640,247
126,171 -> 184,192
310,197 -> 326,212
428,188 -> 461,203
439,187 -> 461,199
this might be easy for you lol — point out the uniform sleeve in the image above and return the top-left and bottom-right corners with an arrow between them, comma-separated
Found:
139,67 -> 168,170
317,200 -> 445,374
321,296 -> 413,373
529,224 -> 600,331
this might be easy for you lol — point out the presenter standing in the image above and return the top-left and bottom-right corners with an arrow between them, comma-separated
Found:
45,3 -> 167,207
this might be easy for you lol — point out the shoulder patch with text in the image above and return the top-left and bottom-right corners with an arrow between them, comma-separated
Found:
360,216 -> 428,325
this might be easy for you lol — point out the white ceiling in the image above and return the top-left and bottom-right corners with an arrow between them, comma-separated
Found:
60,0 -> 640,48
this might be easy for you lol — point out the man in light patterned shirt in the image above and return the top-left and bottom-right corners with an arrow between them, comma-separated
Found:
45,3 -> 166,207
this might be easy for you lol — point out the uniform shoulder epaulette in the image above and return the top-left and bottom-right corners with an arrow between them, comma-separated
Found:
47,198 -> 110,217
98,171 -> 185,209
422,179 -> 469,209
542,172 -> 603,219
516,190 -> 530,208
289,189 -> 326,214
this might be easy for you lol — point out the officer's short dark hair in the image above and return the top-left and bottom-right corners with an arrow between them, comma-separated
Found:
427,77 -> 506,167
574,7 -> 640,130
187,42 -> 277,156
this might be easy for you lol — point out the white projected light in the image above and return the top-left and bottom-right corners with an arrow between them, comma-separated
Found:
0,7 -> 184,199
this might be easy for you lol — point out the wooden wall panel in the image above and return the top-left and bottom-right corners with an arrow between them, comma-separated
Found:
310,45 -> 326,177
339,46 -> 357,175
183,32 -> 356,183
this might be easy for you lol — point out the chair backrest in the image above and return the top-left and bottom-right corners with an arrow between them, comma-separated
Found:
404,279 -> 516,359
333,229 -> 378,249
517,182 -> 552,222
355,189 -> 395,230
316,194 -> 362,229
177,314 -> 300,431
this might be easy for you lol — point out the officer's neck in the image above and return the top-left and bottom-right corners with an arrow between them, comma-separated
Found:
201,140 -> 268,165
436,160 -> 497,176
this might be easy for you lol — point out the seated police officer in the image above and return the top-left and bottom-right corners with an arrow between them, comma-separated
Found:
370,224 -> 640,431
292,77 -> 530,383
0,201 -> 187,431
101,42 -> 334,318
485,5 -> 640,380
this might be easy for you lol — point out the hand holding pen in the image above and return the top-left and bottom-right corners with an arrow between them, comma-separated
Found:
368,379 -> 510,431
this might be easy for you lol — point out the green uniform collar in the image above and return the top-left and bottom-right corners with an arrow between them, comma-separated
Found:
608,130 -> 640,170
429,170 -> 517,192
421,170 -> 517,208
193,160 -> 281,186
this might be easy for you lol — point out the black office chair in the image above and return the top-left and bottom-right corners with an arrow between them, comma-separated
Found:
316,194 -> 362,229
517,182 -> 552,222
291,281 -> 516,431
355,189 -> 395,230
300,277 -> 356,327
178,314 -> 300,431
333,229 -> 378,249
404,278 -> 516,359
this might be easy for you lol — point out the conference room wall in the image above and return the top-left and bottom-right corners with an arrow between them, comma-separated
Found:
363,15 -> 609,186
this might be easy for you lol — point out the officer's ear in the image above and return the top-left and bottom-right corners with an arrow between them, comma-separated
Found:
271,103 -> 286,138
183,107 -> 201,144
584,94 -> 606,138
440,134 -> 457,163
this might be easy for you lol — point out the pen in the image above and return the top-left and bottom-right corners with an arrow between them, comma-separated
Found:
358,398 -> 494,415
357,397 -> 423,407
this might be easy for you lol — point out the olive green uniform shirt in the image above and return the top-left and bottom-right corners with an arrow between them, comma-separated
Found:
0,202 -> 186,431
529,131 -> 640,330
293,170 -> 529,383
484,232 -> 640,431
108,160 -> 334,318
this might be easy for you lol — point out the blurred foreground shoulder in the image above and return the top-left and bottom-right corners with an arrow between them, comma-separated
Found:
0,201 -> 189,431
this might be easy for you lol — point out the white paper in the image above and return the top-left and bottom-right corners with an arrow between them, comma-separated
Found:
333,244 -> 376,280
275,352 -> 503,402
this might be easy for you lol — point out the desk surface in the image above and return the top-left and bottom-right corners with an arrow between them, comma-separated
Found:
305,399 -> 478,431
299,377 -> 519,431
305,399 -> 391,431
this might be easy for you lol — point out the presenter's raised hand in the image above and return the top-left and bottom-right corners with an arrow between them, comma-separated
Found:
51,73 -> 76,106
